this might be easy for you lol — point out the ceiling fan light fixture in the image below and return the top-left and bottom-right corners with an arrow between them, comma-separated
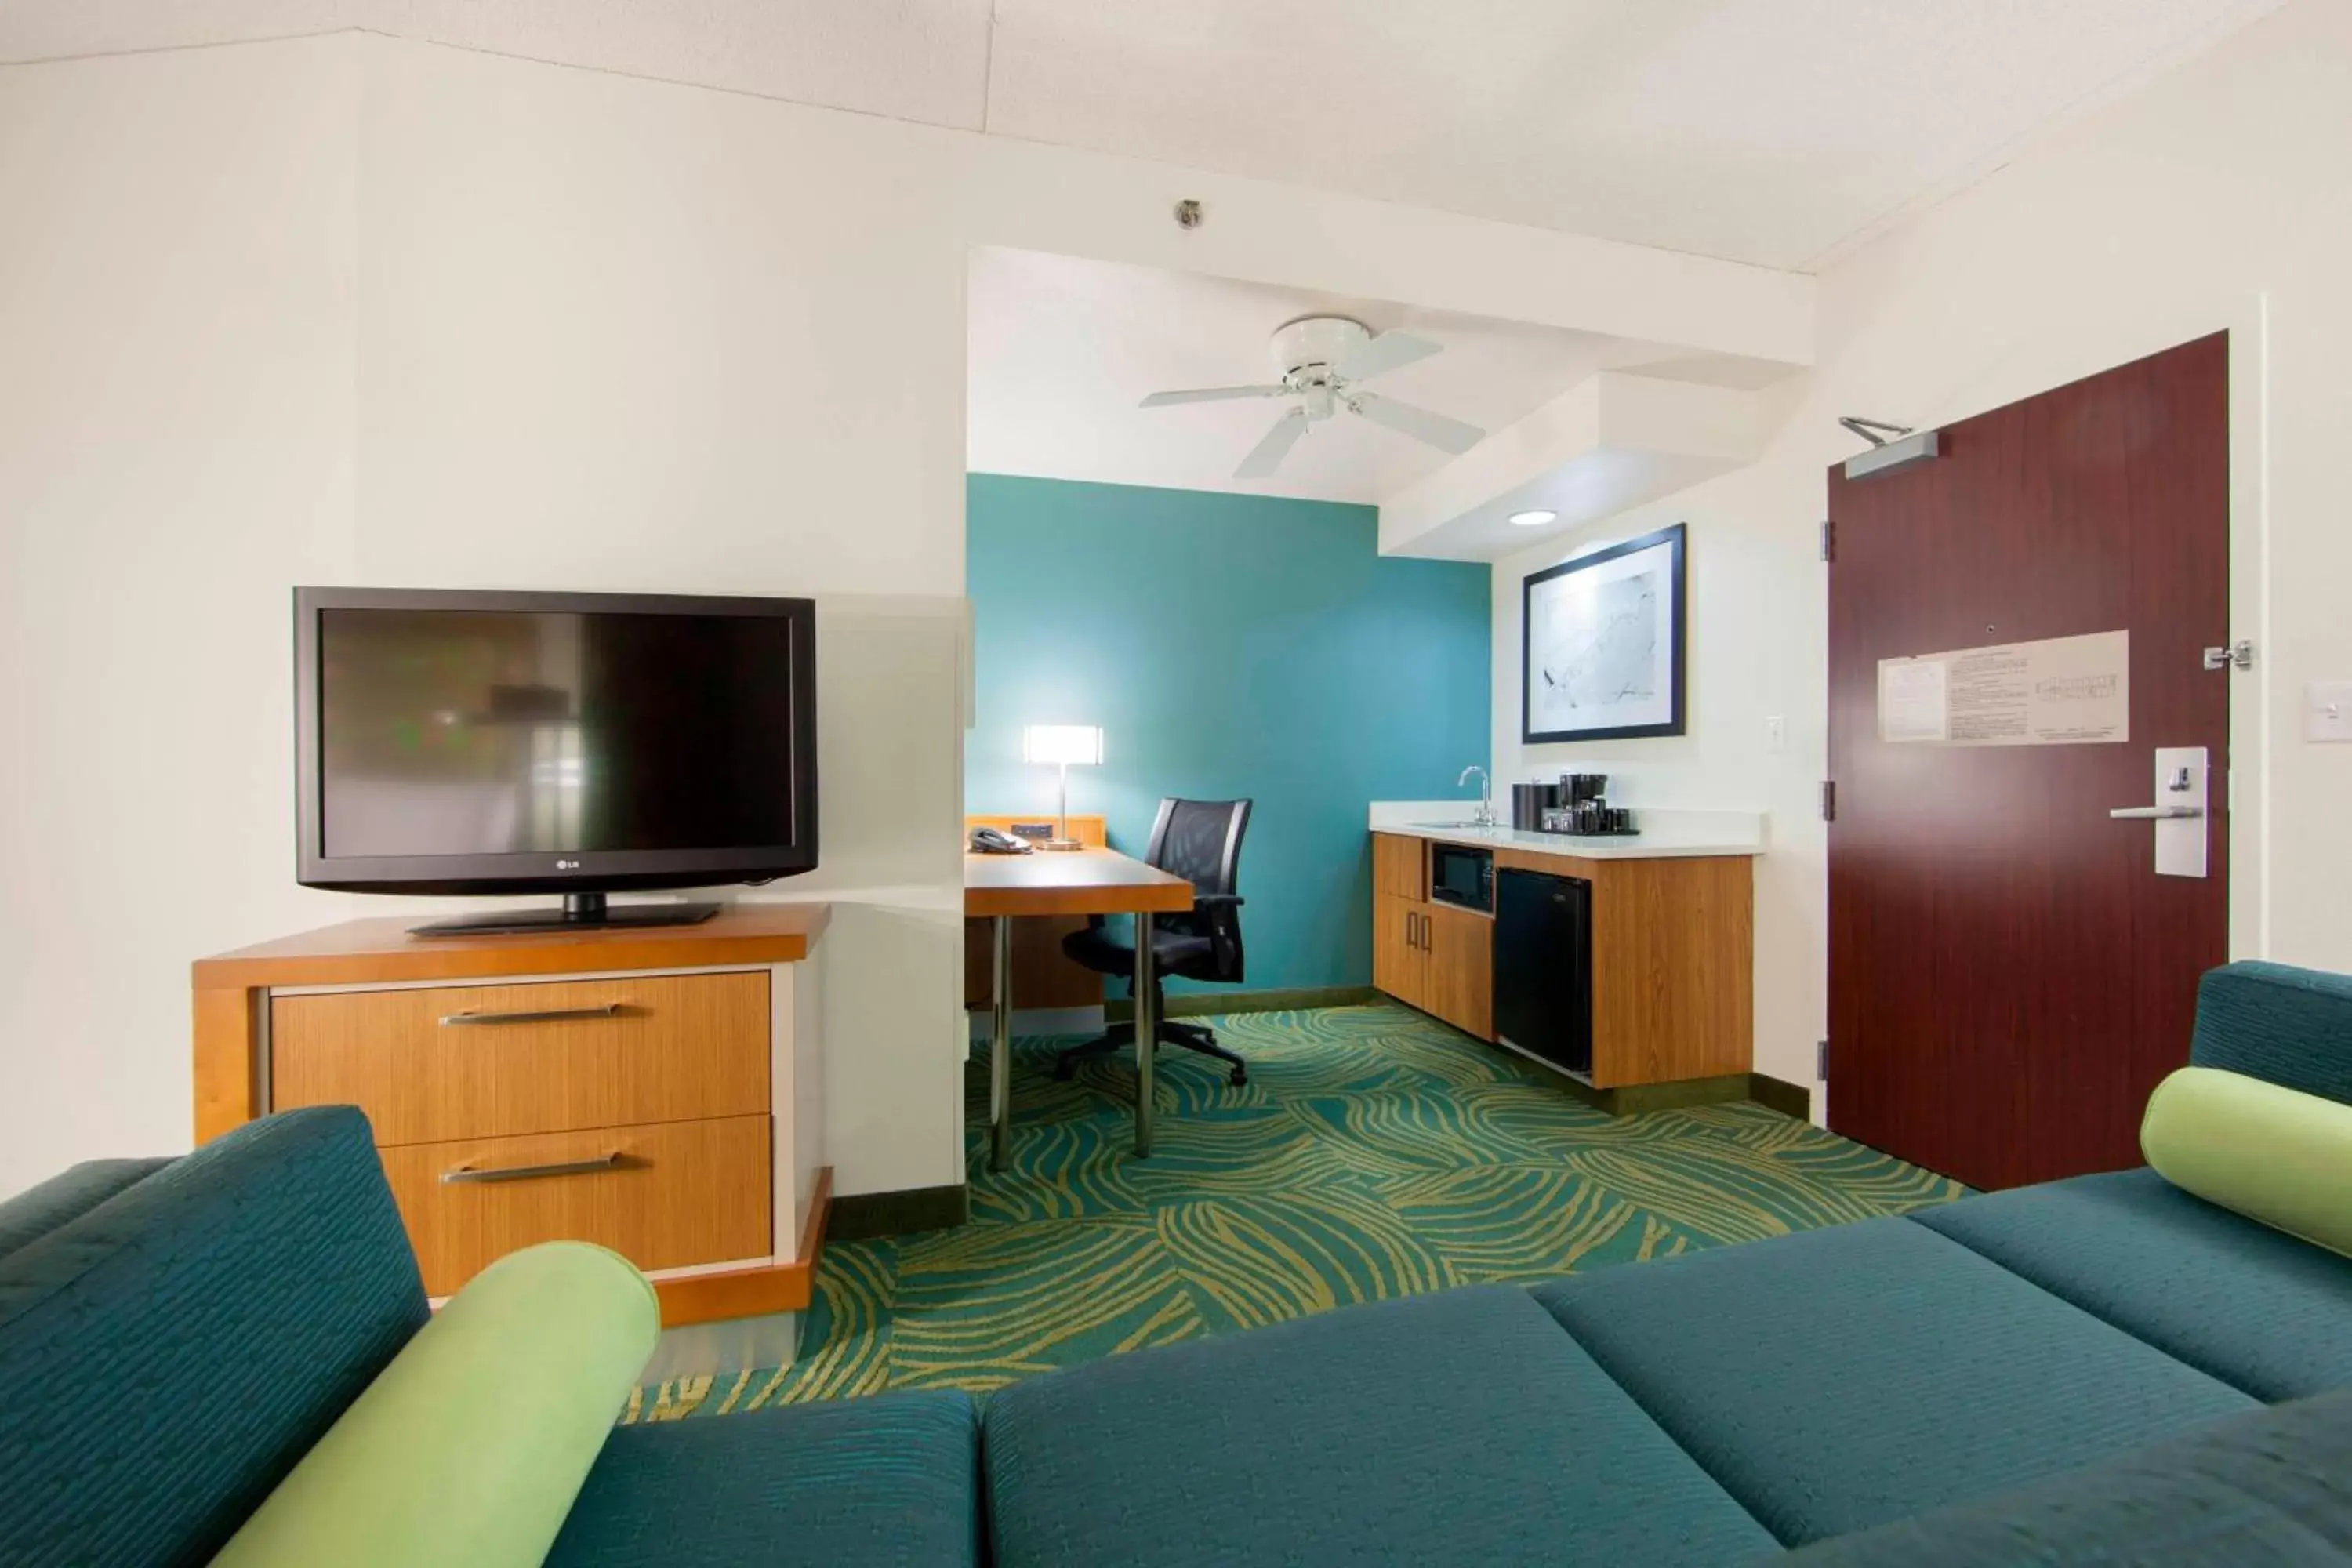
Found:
1508,509 -> 1559,528
1138,317 -> 1486,479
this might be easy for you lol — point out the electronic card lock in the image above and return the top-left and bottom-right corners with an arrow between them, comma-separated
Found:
2108,746 -> 2209,878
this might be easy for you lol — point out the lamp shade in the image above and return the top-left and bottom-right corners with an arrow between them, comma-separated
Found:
1022,724 -> 1103,766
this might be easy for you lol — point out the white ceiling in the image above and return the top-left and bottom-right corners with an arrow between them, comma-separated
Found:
967,248 -> 1751,506
0,0 -> 2284,270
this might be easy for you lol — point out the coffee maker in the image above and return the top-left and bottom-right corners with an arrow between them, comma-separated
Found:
1535,773 -> 1637,836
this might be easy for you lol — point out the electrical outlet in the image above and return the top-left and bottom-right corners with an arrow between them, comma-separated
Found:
1765,715 -> 1785,754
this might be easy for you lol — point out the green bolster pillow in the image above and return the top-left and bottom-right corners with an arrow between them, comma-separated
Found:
214,1242 -> 659,1568
2142,1065 -> 2352,1258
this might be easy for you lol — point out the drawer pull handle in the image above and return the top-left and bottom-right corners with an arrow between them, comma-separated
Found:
438,1004 -> 624,1027
440,1152 -> 622,1185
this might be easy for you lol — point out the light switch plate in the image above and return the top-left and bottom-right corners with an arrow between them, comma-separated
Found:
2307,681 -> 2352,742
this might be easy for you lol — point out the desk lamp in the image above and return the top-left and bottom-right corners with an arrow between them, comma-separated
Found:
1022,724 -> 1102,851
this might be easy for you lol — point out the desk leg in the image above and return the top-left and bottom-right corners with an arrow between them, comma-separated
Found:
989,914 -> 1013,1172
1133,920 -> 1156,1158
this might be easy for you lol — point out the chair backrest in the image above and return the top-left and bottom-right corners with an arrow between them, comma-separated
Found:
1143,797 -> 1252,982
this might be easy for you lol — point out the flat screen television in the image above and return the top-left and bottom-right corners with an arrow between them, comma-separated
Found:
293,586 -> 817,935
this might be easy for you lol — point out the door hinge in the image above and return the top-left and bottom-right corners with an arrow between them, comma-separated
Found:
1817,1039 -> 1829,1081
1819,519 -> 1835,562
2202,640 -> 2254,671
1820,780 -> 1836,822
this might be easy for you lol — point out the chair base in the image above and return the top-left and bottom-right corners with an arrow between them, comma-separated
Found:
1053,1018 -> 1247,1087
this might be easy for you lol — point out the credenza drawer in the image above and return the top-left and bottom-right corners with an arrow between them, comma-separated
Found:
379,1114 -> 773,1298
270,971 -> 770,1146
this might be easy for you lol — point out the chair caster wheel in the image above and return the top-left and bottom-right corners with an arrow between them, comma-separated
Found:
1229,1067 -> 1247,1087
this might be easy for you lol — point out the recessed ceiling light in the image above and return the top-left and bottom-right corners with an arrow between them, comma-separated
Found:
1508,509 -> 1558,528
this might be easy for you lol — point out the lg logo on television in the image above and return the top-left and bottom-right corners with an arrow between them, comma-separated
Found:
555,858 -> 581,870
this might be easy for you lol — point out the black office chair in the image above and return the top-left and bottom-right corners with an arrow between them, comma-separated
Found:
1053,797 -> 1253,1087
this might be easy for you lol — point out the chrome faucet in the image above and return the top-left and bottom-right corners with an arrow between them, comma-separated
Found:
1457,765 -> 1496,827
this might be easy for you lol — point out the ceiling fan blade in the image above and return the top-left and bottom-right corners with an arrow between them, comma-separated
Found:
1234,408 -> 1311,479
1335,329 -> 1443,383
1140,384 -> 1290,408
1347,391 -> 1484,456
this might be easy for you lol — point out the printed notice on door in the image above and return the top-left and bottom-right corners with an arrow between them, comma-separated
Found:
1878,630 -> 2128,746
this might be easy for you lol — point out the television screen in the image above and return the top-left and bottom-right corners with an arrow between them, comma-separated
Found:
295,589 -> 816,897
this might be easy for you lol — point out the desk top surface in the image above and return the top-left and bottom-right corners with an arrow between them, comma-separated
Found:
964,845 -> 1196,918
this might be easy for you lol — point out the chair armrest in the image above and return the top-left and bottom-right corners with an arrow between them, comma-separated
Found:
1192,893 -> 1244,908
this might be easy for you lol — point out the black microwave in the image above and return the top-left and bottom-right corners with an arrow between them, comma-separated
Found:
1429,842 -> 1494,913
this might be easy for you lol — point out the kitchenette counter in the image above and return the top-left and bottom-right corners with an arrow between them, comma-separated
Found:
1368,800 -> 1759,1100
1367,802 -> 1765,861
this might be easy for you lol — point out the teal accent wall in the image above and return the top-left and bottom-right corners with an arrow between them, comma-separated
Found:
966,474 -> 1490,992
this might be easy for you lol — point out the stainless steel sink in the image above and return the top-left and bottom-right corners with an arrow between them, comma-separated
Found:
1406,821 -> 1500,831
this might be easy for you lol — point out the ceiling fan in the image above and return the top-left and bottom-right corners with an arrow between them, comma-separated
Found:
1139,315 -> 1487,480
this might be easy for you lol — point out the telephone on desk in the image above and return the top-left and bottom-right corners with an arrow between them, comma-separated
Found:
969,826 -> 1033,855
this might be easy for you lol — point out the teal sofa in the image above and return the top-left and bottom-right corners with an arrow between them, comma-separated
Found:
3,961 -> 2348,1565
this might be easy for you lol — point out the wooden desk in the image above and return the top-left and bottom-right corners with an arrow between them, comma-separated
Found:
963,814 -> 1107,1012
964,847 -> 1193,1163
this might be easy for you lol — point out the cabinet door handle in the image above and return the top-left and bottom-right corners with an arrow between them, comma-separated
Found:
440,1152 -> 621,1185
439,1003 -> 623,1027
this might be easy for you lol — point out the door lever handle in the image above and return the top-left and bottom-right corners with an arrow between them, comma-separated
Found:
2109,805 -> 2205,820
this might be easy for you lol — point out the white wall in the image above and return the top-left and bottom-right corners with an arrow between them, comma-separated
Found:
0,30 -> 1806,1197
0,38 -> 362,1192
1492,0 -> 2352,1101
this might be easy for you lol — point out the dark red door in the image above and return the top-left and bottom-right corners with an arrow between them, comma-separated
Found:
1827,333 -> 2230,1191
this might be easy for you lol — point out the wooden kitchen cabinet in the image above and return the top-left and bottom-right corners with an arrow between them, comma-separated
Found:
1374,891 -> 1429,1013
1374,831 -> 1425,899
1422,902 -> 1493,1041
1367,830 -> 1754,1093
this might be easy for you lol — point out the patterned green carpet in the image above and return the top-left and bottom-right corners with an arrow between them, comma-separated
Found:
622,1001 -> 1961,1422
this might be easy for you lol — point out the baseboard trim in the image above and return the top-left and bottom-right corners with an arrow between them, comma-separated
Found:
967,1005 -> 1105,1042
1569,1073 -> 1755,1116
1748,1071 -> 1813,1120
1105,984 -> 1380,1022
826,1181 -> 969,1242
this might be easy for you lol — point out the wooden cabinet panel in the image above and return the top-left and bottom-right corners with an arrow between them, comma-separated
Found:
1374,833 -> 1426,900
963,915 -> 1104,1011
1588,855 -> 1753,1088
379,1114 -> 772,1298
271,972 -> 769,1147
1373,891 -> 1428,1012
1424,903 -> 1494,1041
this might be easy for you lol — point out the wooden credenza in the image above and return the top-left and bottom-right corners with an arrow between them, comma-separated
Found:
1371,831 -> 1752,1090
191,906 -> 829,1327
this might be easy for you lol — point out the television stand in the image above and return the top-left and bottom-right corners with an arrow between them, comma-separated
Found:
408,891 -> 720,938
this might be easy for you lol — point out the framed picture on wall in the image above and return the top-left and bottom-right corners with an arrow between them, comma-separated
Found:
1521,523 -> 1687,743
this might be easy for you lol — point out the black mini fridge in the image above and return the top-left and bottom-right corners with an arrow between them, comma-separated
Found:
1494,868 -> 1592,1076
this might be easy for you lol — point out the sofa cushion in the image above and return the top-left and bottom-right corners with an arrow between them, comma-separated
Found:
2190,961 -> 2352,1105
0,1157 -> 170,1263
0,1108 -> 427,1568
546,1390 -> 980,1567
1912,1168 -> 2352,1401
1531,1218 -> 2256,1548
1773,1387 -> 2352,1566
982,1284 -> 1776,1568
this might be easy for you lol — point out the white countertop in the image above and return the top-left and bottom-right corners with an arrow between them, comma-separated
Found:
1368,801 -> 1765,860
